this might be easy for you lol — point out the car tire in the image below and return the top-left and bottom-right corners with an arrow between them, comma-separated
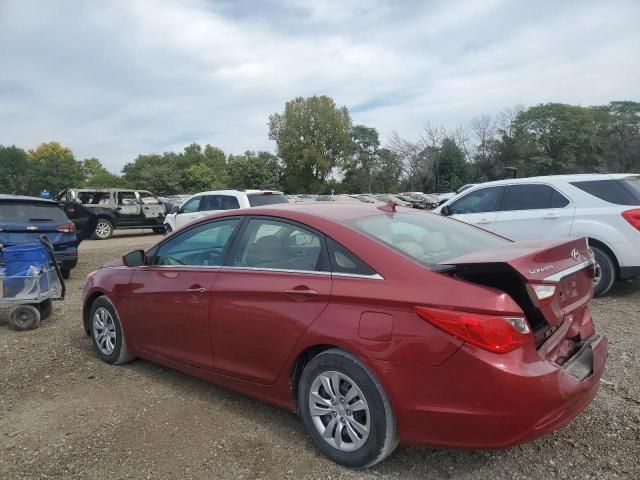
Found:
592,246 -> 616,297
163,224 -> 172,236
93,218 -> 113,240
39,299 -> 53,320
9,305 -> 41,331
89,296 -> 134,365
297,348 -> 398,469
60,268 -> 71,280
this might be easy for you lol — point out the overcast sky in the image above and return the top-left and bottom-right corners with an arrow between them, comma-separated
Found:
1,0 -> 639,172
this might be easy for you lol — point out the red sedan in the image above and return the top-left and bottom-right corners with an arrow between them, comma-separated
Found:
82,202 -> 607,468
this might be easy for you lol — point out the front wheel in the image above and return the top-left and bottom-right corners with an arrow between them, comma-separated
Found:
592,246 -> 616,297
163,224 -> 172,236
298,349 -> 398,469
89,296 -> 134,364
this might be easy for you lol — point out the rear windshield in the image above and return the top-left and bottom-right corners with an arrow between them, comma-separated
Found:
571,177 -> 640,205
0,201 -> 68,223
247,193 -> 289,207
349,212 -> 508,266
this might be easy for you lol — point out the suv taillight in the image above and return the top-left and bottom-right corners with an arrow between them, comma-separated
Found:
415,306 -> 532,354
622,209 -> 640,231
57,223 -> 76,233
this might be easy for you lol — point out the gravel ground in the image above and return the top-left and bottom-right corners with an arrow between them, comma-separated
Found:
1,231 -> 639,479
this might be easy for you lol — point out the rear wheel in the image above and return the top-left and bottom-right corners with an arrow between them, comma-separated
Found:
592,246 -> 615,297
298,349 -> 398,469
9,305 -> 41,331
93,218 -> 113,240
89,296 -> 134,364
60,268 -> 71,280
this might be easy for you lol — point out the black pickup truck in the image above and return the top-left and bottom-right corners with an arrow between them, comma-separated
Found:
56,188 -> 166,239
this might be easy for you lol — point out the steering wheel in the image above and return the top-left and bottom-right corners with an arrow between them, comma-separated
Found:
159,256 -> 184,266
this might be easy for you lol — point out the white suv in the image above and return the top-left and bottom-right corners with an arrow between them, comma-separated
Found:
164,189 -> 288,233
434,174 -> 640,296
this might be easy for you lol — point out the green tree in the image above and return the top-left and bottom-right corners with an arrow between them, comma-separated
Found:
227,151 -> 282,190
269,95 -> 352,193
82,157 -> 126,188
0,145 -> 29,194
349,125 -> 380,193
436,138 -> 468,191
26,142 -> 85,195
373,148 -> 403,193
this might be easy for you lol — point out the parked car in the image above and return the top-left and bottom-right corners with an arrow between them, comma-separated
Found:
375,194 -> 412,207
83,202 -> 605,468
0,195 -> 95,278
163,189 -> 288,233
56,188 -> 166,240
456,183 -> 477,194
434,173 -> 640,296
435,192 -> 455,205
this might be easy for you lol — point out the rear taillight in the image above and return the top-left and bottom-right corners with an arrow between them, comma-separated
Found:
415,306 -> 532,354
57,223 -> 76,233
527,284 -> 557,305
622,209 -> 640,231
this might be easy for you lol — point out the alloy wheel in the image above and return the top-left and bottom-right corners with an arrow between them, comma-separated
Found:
95,221 -> 111,239
93,307 -> 117,355
308,371 -> 370,452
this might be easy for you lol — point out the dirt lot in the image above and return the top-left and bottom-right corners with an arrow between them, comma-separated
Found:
1,231 -> 639,480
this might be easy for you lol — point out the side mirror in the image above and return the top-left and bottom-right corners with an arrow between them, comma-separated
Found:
441,205 -> 451,216
123,249 -> 147,267
171,205 -> 180,214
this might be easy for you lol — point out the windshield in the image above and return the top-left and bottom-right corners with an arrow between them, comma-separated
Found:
349,212 -> 508,266
247,193 -> 289,207
0,201 -> 68,223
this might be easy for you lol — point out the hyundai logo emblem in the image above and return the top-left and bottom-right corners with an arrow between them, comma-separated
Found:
570,248 -> 580,261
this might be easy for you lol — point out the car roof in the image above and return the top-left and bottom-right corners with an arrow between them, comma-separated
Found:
468,173 -> 637,188
190,189 -> 283,196
225,201 -> 415,223
0,194 -> 57,204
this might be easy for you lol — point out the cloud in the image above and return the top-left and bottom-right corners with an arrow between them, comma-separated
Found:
0,0 -> 639,172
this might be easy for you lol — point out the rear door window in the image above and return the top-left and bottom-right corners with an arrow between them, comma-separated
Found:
77,191 -> 111,205
571,178 -> 640,205
117,192 -> 138,205
247,193 -> 289,207
448,186 -> 503,214
231,218 -> 324,272
200,195 -> 240,211
502,184 -> 569,211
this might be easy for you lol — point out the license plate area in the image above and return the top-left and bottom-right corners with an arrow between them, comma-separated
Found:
562,336 -> 598,381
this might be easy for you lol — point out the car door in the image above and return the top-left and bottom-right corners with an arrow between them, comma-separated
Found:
59,201 -> 98,245
137,191 -> 166,225
211,217 -> 332,384
115,191 -> 142,226
124,218 -> 241,369
175,195 -> 202,229
493,184 -> 575,241
445,186 -> 505,231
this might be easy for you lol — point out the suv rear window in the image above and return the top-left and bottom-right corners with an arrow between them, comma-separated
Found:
247,193 -> 289,207
350,212 -> 507,266
571,177 -> 640,205
0,201 -> 68,223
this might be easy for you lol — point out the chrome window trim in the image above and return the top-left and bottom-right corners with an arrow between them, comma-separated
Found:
140,264 -> 384,279
543,258 -> 595,283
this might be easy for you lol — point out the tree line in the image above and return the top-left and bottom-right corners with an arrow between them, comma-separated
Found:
1,98 -> 638,197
